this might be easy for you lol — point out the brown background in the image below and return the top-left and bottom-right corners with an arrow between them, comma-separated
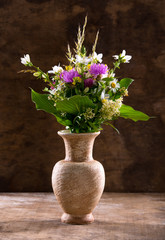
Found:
0,0 -> 164,192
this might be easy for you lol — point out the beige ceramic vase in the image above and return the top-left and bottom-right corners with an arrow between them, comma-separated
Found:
52,130 -> 105,224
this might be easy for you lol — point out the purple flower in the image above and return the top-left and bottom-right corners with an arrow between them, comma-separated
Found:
89,63 -> 108,77
61,69 -> 80,83
84,78 -> 94,88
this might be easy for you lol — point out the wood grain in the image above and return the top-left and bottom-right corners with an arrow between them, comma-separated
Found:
0,193 -> 165,240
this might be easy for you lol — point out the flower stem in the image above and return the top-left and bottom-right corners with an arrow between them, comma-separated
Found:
32,64 -> 54,87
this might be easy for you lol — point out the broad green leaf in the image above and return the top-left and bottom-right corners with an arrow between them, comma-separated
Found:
56,95 -> 96,115
119,78 -> 134,89
119,104 -> 150,122
31,89 -> 57,115
55,116 -> 72,126
31,89 -> 72,126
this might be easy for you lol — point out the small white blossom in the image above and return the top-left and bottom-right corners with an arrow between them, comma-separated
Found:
113,54 -> 119,60
49,88 -> 56,95
109,72 -> 115,78
100,97 -> 123,120
92,52 -> 103,63
48,65 -> 63,74
121,50 -> 132,63
101,90 -> 109,100
75,55 -> 91,65
101,90 -> 105,100
113,50 -> 132,63
49,81 -> 64,95
70,57 -> 75,63
20,54 -> 31,65
110,79 -> 120,93
101,72 -> 108,79
83,108 -> 95,121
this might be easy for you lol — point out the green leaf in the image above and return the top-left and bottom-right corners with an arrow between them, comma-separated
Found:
119,104 -> 150,122
101,77 -> 110,82
31,88 -> 57,115
101,77 -> 114,84
55,116 -> 72,126
119,78 -> 134,89
88,122 -> 97,132
81,45 -> 86,55
56,95 -> 96,115
31,89 -> 72,127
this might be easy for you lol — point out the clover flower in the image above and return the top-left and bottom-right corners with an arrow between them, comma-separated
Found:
20,54 -> 31,66
61,69 -> 80,83
89,64 -> 108,77
84,78 -> 94,88
48,65 -> 63,74
113,50 -> 132,63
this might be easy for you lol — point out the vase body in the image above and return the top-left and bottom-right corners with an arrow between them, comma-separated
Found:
52,130 -> 105,224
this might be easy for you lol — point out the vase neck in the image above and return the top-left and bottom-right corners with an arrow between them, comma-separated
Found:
58,131 -> 100,162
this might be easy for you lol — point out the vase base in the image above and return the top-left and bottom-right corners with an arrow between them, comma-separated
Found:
61,213 -> 94,225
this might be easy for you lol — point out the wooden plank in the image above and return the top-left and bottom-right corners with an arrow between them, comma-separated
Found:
0,193 -> 165,240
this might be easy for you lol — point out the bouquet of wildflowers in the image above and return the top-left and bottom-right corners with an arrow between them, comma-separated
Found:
20,17 -> 150,133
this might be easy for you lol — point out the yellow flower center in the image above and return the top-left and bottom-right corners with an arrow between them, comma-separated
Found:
65,65 -> 73,71
72,77 -> 82,85
87,64 -> 91,69
102,99 -> 107,103
111,82 -> 116,88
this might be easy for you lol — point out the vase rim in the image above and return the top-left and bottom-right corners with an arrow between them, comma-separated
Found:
58,130 -> 100,136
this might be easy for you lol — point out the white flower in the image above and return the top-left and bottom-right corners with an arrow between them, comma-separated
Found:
113,54 -> 119,60
70,57 -> 75,63
85,72 -> 92,78
92,52 -> 103,63
49,88 -> 56,95
113,50 -> 132,63
101,89 -> 109,100
48,65 -> 63,74
110,72 -> 115,78
110,79 -> 120,93
101,72 -> 108,79
20,54 -> 31,65
75,55 -> 91,65
101,89 -> 105,100
121,50 -> 132,63
49,81 -> 64,95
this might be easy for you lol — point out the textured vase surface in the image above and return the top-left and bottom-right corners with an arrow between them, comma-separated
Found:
52,130 -> 105,224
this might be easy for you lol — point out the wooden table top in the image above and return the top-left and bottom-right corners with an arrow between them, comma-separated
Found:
0,193 -> 165,240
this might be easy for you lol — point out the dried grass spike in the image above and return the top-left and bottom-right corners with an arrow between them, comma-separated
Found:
92,30 -> 99,55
